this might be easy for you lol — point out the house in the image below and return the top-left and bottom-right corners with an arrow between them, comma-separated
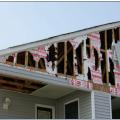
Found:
0,21 -> 120,119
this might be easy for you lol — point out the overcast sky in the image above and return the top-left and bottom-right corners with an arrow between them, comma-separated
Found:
0,2 -> 120,50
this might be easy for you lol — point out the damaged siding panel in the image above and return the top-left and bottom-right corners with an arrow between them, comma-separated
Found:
87,32 -> 103,84
1,26 -> 120,96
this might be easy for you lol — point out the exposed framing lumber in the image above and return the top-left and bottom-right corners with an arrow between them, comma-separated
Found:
25,51 -> 28,67
13,53 -> 17,66
88,38 -> 92,82
0,75 -> 46,93
54,43 -> 57,74
58,46 -> 73,65
112,29 -> 115,42
105,30 -> 109,84
100,49 -> 106,52
0,79 -> 37,90
35,61 -> 38,68
16,51 -> 26,67
81,42 -> 84,74
64,41 -> 67,76
73,48 -> 76,77
0,84 -> 31,93
119,27 -> 120,40
39,59 -> 44,68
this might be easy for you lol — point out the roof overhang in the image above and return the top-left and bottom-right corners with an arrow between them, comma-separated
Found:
0,63 -> 91,92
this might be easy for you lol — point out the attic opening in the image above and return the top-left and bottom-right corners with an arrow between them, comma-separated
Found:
38,58 -> 46,70
67,41 -> 73,76
107,29 -> 112,49
47,44 -> 56,71
6,56 -> 14,63
76,42 -> 83,74
101,51 -> 107,83
17,51 -> 25,65
94,48 -> 99,70
100,31 -> 105,50
109,58 -> 115,85
86,38 -> 91,58
57,42 -> 64,74
114,28 -> 119,43
28,52 -> 35,67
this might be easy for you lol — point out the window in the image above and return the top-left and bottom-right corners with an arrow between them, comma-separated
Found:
35,104 -> 55,119
65,99 -> 79,119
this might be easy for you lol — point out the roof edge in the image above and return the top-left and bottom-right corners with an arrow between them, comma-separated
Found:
0,21 -> 120,56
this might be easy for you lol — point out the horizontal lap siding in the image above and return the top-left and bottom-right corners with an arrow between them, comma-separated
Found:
56,91 -> 92,119
0,89 -> 55,119
94,91 -> 112,119
79,93 -> 92,119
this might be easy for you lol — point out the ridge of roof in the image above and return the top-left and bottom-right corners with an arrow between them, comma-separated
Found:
0,21 -> 120,56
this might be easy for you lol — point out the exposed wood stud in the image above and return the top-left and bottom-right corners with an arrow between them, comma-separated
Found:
25,51 -> 28,67
64,41 -> 67,76
13,53 -> 17,66
119,27 -> 120,40
112,29 -> 115,42
73,48 -> 76,77
105,30 -> 109,84
54,43 -> 57,74
0,75 -> 46,93
80,43 -> 84,74
35,61 -> 39,68
58,47 -> 72,65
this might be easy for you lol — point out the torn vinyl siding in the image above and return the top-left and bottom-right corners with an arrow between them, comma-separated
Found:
88,33 -> 102,84
112,41 -> 120,87
0,89 -> 55,119
93,91 -> 112,119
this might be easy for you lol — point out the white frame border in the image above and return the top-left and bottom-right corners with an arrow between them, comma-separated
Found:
64,98 -> 80,119
35,104 -> 55,119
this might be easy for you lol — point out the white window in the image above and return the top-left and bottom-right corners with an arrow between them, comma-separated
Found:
35,104 -> 55,119
64,98 -> 79,119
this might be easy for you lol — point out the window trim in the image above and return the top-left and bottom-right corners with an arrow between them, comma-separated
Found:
64,98 -> 80,119
35,104 -> 55,119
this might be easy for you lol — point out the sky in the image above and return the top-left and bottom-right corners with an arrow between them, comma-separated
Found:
0,2 -> 120,50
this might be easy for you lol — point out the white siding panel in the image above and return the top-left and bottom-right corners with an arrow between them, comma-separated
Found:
0,89 -> 55,119
94,91 -> 112,119
56,90 -> 92,119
